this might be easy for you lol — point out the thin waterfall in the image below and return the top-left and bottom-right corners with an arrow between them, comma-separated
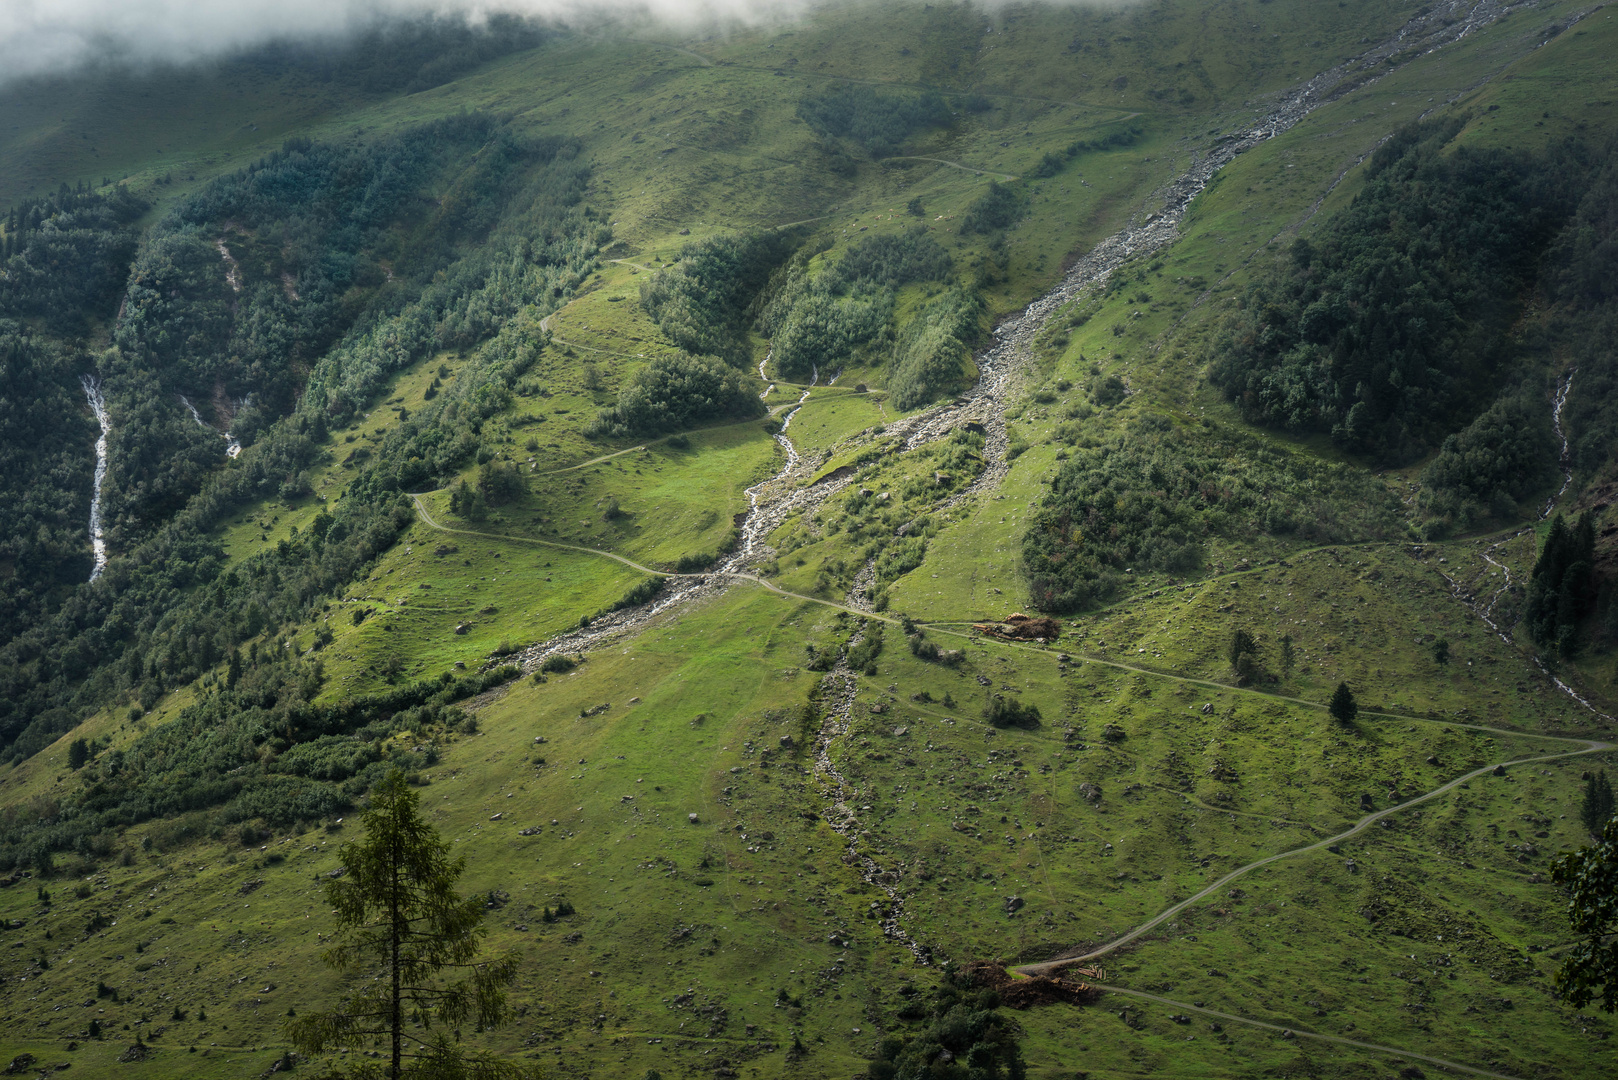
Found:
81,375 -> 110,582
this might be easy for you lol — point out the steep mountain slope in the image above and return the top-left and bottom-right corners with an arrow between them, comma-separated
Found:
0,3 -> 1616,1078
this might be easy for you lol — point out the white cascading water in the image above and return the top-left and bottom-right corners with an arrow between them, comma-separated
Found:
179,393 -> 245,458
81,375 -> 110,582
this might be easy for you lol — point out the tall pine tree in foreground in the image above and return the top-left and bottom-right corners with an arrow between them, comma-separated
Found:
285,770 -> 536,1080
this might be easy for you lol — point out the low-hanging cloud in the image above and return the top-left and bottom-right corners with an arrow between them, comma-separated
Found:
0,1 -> 822,83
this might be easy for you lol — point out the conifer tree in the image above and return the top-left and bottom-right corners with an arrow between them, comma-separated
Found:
1328,682 -> 1358,725
1526,512 -> 1598,655
285,771 -> 536,1080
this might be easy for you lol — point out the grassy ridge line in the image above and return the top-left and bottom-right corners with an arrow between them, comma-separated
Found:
1015,732 -> 1612,973
1090,984 -> 1523,1080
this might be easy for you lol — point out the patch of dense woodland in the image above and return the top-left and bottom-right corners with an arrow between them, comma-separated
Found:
1208,118 -> 1588,466
795,84 -> 951,157
1022,414 -> 1400,612
0,116 -> 603,772
636,226 -> 978,407
588,353 -> 763,438
639,231 -> 799,367
1029,123 -> 1143,179
760,228 -> 979,402
0,185 -> 146,332
1527,513 -> 1599,658
865,970 -> 1027,1080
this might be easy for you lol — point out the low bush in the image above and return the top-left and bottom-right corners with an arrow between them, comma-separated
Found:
986,696 -> 1041,729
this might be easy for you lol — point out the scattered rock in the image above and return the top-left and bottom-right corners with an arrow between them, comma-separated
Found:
118,1042 -> 150,1063
454,623 -> 470,635
489,813 -> 503,821
688,813 -> 700,824
779,735 -> 794,748
3,1055 -> 35,1075
1004,895 -> 1024,914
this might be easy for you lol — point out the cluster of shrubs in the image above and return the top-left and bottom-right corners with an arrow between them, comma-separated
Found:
1021,414 -> 1399,611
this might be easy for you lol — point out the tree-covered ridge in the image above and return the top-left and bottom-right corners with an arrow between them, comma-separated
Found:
0,643 -> 516,875
116,115 -> 541,420
94,120 -> 592,552
1022,415 -> 1400,613
1542,142 -> 1618,491
1207,118 -> 1589,463
0,117 -> 603,767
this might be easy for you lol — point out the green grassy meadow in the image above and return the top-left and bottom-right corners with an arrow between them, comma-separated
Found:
4,2 -> 1618,1078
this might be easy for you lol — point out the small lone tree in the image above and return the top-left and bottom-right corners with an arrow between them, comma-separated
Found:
1228,629 -> 1260,684
1328,682 -> 1358,725
285,771 -> 536,1079
1581,770 -> 1615,838
1279,634 -> 1295,677
1433,637 -> 1450,666
1551,812 -> 1618,1012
